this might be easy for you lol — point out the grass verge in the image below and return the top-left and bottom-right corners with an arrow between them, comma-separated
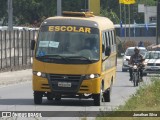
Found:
96,77 -> 160,120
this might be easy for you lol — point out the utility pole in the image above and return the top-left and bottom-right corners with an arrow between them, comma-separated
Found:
85,0 -> 87,11
124,5 -> 127,41
157,0 -> 160,45
128,5 -> 131,41
57,0 -> 62,16
8,0 -> 13,31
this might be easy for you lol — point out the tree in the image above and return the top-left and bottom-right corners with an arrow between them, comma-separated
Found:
0,0 -> 157,26
13,0 -> 56,26
100,8 -> 119,24
0,0 -> 7,24
13,0 -> 86,26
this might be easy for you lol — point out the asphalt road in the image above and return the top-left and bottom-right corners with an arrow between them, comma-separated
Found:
0,63 -> 150,120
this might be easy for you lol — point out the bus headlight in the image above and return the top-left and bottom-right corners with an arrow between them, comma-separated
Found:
84,74 -> 100,80
33,71 -> 46,78
37,72 -> 41,76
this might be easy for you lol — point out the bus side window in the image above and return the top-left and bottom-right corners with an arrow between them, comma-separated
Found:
102,32 -> 106,57
106,32 -> 110,47
111,30 -> 114,52
109,31 -> 113,52
105,32 -> 108,47
112,30 -> 116,52
105,31 -> 111,52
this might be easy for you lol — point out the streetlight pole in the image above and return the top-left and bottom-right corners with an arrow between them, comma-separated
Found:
57,0 -> 62,16
156,0 -> 160,45
85,0 -> 87,11
8,0 -> 13,31
128,5 -> 131,41
124,4 -> 127,41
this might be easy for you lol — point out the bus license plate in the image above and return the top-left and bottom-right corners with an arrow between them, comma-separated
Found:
58,82 -> 71,87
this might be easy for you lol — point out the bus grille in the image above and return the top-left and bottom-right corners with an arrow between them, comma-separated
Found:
48,74 -> 83,93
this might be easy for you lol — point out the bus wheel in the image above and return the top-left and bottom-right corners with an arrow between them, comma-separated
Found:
103,88 -> 110,102
34,91 -> 43,104
93,87 -> 103,106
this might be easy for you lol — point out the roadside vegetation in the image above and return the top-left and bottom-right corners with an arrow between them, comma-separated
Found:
0,0 -> 157,26
116,39 -> 152,57
96,76 -> 160,120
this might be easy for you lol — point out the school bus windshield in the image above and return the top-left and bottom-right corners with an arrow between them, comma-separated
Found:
36,25 -> 100,64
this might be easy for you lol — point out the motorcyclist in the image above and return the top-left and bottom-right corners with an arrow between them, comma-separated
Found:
129,47 -> 144,81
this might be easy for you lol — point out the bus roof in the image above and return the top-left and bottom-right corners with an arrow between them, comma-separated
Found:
41,16 -> 114,30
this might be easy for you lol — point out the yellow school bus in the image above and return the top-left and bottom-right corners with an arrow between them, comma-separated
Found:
31,11 -> 117,106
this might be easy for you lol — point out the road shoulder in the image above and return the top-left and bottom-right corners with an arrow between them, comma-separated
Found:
0,69 -> 32,87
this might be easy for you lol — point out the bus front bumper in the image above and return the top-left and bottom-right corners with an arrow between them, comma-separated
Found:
32,74 -> 101,94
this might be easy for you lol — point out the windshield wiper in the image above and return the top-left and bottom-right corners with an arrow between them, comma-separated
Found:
66,56 -> 93,63
36,55 -> 49,58
36,55 -> 70,63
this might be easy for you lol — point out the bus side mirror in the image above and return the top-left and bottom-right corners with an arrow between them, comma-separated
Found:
105,46 -> 111,56
31,40 -> 35,50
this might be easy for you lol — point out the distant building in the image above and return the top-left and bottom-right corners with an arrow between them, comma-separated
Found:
138,4 -> 157,24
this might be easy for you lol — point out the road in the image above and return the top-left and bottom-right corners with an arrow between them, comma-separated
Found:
0,63 -> 150,120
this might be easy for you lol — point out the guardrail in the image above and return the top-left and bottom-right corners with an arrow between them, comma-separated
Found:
0,29 -> 38,71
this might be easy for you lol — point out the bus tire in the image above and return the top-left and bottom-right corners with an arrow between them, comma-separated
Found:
93,94 -> 101,106
103,88 -> 110,102
34,91 -> 43,104
93,86 -> 103,106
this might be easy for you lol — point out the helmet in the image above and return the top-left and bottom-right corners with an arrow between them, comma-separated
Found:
134,47 -> 139,52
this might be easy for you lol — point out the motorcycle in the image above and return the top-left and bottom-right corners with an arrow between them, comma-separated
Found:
126,59 -> 145,87
132,63 -> 140,87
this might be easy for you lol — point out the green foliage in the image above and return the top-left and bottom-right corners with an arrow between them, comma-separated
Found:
0,0 -> 7,22
101,0 -> 119,14
116,40 -> 152,57
96,77 -> 160,120
13,0 -> 57,25
100,0 -> 120,24
0,0 -> 157,26
1,0 -> 88,26
119,77 -> 160,111
100,9 -> 119,24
